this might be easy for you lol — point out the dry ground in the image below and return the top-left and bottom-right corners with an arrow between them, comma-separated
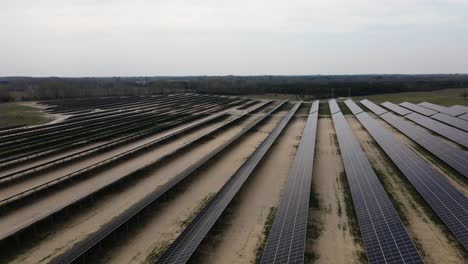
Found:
305,118 -> 365,264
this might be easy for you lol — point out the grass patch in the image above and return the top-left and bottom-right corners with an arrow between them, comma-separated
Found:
353,88 -> 468,106
245,93 -> 316,102
0,102 -> 50,128
144,242 -> 170,264
180,193 -> 215,228
338,101 -> 352,115
254,207 -> 277,264
318,102 -> 331,117
339,172 -> 363,245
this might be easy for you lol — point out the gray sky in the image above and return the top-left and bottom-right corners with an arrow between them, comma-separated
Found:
1,0 -> 468,76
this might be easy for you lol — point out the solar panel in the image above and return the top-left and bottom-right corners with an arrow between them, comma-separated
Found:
355,111 -> 468,251
381,102 -> 412,116
459,113 -> 468,121
380,112 -> 468,178
449,105 -> 468,116
430,113 -> 468,132
330,104 -> 423,264
260,101 -> 319,264
329,99 -> 340,114
400,102 -> 438,116
156,102 -> 302,264
405,112 -> 468,148
418,102 -> 460,117
344,99 -> 363,115
310,100 -> 319,113
360,99 -> 387,115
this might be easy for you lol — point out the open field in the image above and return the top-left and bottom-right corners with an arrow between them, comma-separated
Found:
0,94 -> 466,264
353,88 -> 468,106
0,102 -> 52,129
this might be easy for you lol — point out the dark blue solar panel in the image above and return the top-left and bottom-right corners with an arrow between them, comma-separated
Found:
459,113 -> 468,121
430,113 -> 468,132
329,99 -> 340,114
331,100 -> 423,264
260,101 -> 319,264
418,102 -> 459,117
405,112 -> 468,148
449,105 -> 468,116
344,99 -> 363,115
360,99 -> 387,115
380,112 -> 468,178
355,112 -> 468,251
399,102 -> 437,116
381,102 -> 412,116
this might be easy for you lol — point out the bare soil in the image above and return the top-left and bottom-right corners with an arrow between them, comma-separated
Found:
305,118 -> 365,264
193,116 -> 306,264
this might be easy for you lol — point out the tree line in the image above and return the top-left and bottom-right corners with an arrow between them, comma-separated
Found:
0,74 -> 467,101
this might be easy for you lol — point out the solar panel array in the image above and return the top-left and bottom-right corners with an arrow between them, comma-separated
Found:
400,102 -> 437,116
430,113 -> 468,132
345,99 -> 364,115
381,102 -> 412,116
449,105 -> 468,116
361,99 -> 387,115
361,100 -> 468,178
330,99 -> 423,264
329,99 -> 340,114
260,101 -> 319,264
418,102 -> 459,117
352,109 -> 468,251
156,102 -> 302,264
405,112 -> 468,148
459,113 -> 468,121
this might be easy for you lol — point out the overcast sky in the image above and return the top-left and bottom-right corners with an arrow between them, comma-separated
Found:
1,0 -> 468,76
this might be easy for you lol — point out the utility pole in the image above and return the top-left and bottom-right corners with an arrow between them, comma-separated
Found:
348,87 -> 350,99
331,87 -> 334,99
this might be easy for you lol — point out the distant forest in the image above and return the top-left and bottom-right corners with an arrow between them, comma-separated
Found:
1,74 -> 468,102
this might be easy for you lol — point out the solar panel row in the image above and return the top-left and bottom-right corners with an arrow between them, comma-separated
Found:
381,102 -> 412,116
329,99 -> 340,114
361,99 -> 388,116
354,111 -> 468,251
449,105 -> 468,116
405,113 -> 468,148
459,113 -> 468,121
345,99 -> 364,115
156,102 -> 302,264
331,100 -> 423,264
418,102 -> 459,117
260,101 -> 319,264
359,100 -> 468,178
430,113 -> 468,132
400,102 -> 437,116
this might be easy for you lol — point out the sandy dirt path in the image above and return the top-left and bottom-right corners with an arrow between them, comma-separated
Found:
8,108 -> 285,264
306,117 -> 365,264
346,116 -> 465,264
192,116 -> 306,264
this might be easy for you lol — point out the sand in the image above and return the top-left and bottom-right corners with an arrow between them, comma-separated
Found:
193,116 -> 306,264
305,118 -> 365,264
346,116 -> 465,264
7,107 -> 285,263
